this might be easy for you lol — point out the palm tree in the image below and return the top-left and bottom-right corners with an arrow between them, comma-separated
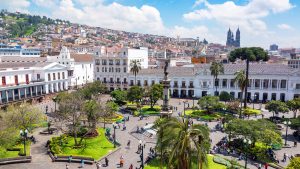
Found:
210,61 -> 224,96
130,60 -> 141,85
155,117 -> 210,169
234,70 -> 247,118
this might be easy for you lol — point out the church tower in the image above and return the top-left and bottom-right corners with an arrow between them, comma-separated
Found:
226,28 -> 232,46
235,28 -> 240,47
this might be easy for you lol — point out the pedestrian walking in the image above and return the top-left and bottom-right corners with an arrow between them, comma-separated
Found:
127,140 -> 131,148
96,162 -> 101,169
258,163 -> 262,169
105,157 -> 109,167
66,164 -> 69,169
294,141 -> 297,147
81,159 -> 85,168
68,155 -> 72,163
129,164 -> 133,169
120,156 -> 124,167
283,153 -> 287,162
264,163 -> 268,169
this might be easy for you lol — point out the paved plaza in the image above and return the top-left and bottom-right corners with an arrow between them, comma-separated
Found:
0,96 -> 299,169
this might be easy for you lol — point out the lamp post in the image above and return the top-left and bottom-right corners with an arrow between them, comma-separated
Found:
243,138 -> 252,169
192,95 -> 196,108
45,105 -> 48,114
52,96 -> 57,113
20,129 -> 28,156
252,94 -> 257,109
183,100 -> 188,122
139,140 -> 145,169
283,120 -> 291,146
112,123 -> 117,148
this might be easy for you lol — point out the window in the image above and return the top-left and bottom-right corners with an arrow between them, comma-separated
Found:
215,79 -> 219,87
25,74 -> 29,84
97,67 -> 99,72
296,84 -> 300,89
124,78 -> 127,83
62,72 -> 65,79
37,74 -> 40,80
102,67 -> 104,72
230,79 -> 235,88
222,79 -> 227,87
53,73 -> 56,80
1,76 -> 6,86
58,73 -> 60,80
14,75 -> 18,85
48,74 -> 51,81
281,80 -> 287,88
124,67 -> 127,72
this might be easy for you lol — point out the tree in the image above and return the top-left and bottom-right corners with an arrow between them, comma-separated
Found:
226,100 -> 240,114
103,101 -> 119,129
287,98 -> 300,118
198,96 -> 219,113
155,117 -> 210,169
127,86 -> 143,107
286,157 -> 300,169
265,100 -> 289,117
4,103 -> 44,130
148,84 -> 163,109
55,92 -> 85,146
234,70 -> 247,118
229,47 -> 268,108
219,91 -> 233,103
210,61 -> 224,95
225,119 -> 281,146
79,81 -> 107,100
110,90 -> 127,105
83,99 -> 104,132
130,60 -> 141,85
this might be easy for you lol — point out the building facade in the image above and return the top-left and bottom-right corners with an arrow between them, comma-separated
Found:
97,63 -> 300,101
0,62 -> 68,106
48,47 -> 94,88
94,47 -> 148,91
0,44 -> 41,57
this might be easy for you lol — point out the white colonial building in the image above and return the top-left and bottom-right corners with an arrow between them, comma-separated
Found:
48,47 -> 94,88
0,61 -> 68,105
94,47 -> 148,91
96,60 -> 300,101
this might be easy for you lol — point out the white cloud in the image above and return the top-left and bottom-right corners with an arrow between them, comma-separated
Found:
32,0 -> 58,8
51,0 -> 166,34
0,0 -> 30,13
193,0 -> 206,8
184,0 -> 294,35
277,24 -> 293,30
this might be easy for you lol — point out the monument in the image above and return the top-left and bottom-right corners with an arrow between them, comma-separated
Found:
160,59 -> 173,117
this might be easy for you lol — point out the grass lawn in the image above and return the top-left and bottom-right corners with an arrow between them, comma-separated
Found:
0,142 -> 31,158
52,128 -> 115,160
99,113 -> 123,123
144,155 -> 226,169
133,105 -> 161,116
183,110 -> 222,121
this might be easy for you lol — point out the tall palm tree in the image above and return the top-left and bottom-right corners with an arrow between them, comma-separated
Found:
155,117 -> 210,169
210,61 -> 224,96
234,70 -> 247,118
130,60 -> 141,85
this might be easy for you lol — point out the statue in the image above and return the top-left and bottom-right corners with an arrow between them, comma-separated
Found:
164,60 -> 169,77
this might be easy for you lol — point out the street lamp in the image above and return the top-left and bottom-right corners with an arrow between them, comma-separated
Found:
243,138 -> 252,169
112,123 -> 117,148
283,120 -> 291,146
52,96 -> 57,113
139,140 -> 145,169
183,100 -> 188,122
20,129 -> 28,156
192,95 -> 196,108
252,94 -> 257,109
45,105 -> 48,114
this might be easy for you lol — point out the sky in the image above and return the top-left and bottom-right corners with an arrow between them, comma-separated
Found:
1,0 -> 299,48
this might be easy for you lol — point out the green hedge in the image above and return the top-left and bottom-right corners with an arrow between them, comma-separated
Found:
213,156 -> 243,169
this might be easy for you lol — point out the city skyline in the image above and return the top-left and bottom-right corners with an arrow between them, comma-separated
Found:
1,0 -> 299,48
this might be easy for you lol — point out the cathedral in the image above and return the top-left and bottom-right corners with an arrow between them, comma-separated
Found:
226,28 -> 240,47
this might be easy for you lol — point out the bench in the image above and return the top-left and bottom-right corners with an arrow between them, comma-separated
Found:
51,155 -> 94,165
0,156 -> 32,165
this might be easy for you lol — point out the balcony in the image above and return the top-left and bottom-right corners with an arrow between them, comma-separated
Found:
173,85 -> 178,88
181,85 -> 186,88
188,85 -> 194,88
31,79 -> 45,83
95,62 -> 100,65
